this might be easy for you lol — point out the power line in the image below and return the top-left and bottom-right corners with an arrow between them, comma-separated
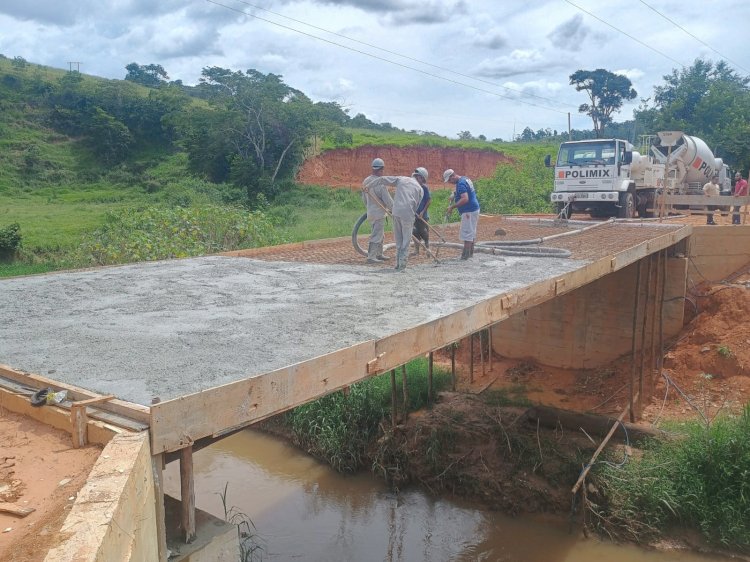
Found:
563,0 -> 687,68
229,0 -> 577,110
204,0 -> 569,115
637,0 -> 749,74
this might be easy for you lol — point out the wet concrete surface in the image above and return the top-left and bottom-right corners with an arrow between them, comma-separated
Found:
1,254 -> 584,405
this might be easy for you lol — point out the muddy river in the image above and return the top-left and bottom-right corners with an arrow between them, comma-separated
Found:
164,429 -> 728,561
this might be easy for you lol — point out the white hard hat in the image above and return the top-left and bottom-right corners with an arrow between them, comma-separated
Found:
372,158 -> 385,169
412,167 -> 428,181
443,169 -> 455,183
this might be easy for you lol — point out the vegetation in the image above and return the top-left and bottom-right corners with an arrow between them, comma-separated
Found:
636,59 -> 750,171
570,69 -> 638,137
592,407 -> 750,551
283,357 -> 451,473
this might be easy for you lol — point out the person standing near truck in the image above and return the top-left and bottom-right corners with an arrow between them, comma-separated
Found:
443,169 -> 480,259
703,175 -> 720,225
732,172 -> 748,225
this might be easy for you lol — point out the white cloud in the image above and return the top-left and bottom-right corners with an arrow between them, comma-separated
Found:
0,0 -> 746,140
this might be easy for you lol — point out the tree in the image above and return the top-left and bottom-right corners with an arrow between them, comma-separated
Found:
177,67 -> 337,199
635,59 -> 750,170
125,63 -> 169,88
458,130 -> 474,140
570,69 -> 637,137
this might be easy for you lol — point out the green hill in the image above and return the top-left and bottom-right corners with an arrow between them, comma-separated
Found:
0,55 -> 560,277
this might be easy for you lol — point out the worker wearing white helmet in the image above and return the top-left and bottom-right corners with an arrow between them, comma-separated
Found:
361,158 -> 397,263
411,167 -> 432,255
444,168 -> 480,259
391,170 -> 428,271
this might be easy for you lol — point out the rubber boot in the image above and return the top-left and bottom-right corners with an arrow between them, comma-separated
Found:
376,243 -> 390,261
411,241 -> 420,257
469,241 -> 475,257
460,241 -> 471,260
367,242 -> 380,263
395,248 -> 408,271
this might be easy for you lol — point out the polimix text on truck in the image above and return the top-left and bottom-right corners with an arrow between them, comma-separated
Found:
547,132 -> 731,219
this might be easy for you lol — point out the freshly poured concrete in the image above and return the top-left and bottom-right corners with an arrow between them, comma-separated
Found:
0,255 -> 585,405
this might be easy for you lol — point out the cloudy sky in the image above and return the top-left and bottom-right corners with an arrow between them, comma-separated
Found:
0,0 -> 747,140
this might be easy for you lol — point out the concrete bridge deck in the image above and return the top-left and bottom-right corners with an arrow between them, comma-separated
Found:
0,217 -> 690,453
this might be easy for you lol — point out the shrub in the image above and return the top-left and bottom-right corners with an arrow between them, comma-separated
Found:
594,406 -> 750,550
77,205 -> 284,265
0,223 -> 22,261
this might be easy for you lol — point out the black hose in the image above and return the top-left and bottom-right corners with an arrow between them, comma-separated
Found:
351,212 -> 368,257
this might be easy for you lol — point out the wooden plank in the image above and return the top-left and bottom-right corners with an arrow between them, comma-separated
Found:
151,341 -> 377,453
71,405 -> 88,448
662,195 -> 750,206
179,446 -> 196,544
0,502 -> 35,517
151,229 -> 689,454
151,453 -> 168,562
0,365 -> 150,424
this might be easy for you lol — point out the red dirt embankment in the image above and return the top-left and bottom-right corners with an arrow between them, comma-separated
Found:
296,146 -> 513,188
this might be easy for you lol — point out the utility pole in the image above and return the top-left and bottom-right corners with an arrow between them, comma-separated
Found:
568,112 -> 572,140
67,61 -> 81,73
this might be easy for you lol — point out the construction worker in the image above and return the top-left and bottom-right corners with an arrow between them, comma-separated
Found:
361,158 -> 396,263
444,169 -> 480,259
412,167 -> 432,255
732,171 -> 748,225
702,175 -> 720,225
391,174 -> 425,271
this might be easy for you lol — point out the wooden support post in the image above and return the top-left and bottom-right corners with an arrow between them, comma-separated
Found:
469,334 -> 474,384
572,402 -> 632,496
451,345 -> 456,391
151,454 -> 169,561
401,365 -> 409,423
428,352 -> 434,404
180,446 -> 196,544
638,256 -> 653,417
70,395 -> 115,448
629,261 -> 642,423
488,326 -> 493,373
658,250 -> 667,374
390,369 -> 397,427
480,330 -> 485,376
649,253 -> 660,395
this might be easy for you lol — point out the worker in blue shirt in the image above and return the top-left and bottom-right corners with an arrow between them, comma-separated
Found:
443,168 -> 480,259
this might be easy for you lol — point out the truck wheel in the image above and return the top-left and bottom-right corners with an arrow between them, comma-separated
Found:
618,192 -> 635,219
555,202 -> 572,220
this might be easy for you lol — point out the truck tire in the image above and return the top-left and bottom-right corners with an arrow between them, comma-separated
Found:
618,192 -> 635,219
555,202 -> 572,220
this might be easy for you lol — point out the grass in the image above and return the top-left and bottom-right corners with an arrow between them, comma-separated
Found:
592,406 -> 750,551
283,357 -> 452,473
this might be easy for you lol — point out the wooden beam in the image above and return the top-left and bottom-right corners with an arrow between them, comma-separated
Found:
179,446 -> 196,544
151,453 -> 169,562
427,352 -> 433,404
390,369 -> 397,427
149,225 -> 692,454
401,365 -> 408,423
0,365 -> 149,424
70,395 -> 114,448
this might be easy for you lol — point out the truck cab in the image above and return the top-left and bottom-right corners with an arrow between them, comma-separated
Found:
549,139 -> 637,219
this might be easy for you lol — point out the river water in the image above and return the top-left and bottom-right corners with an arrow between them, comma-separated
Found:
164,429 -> 729,562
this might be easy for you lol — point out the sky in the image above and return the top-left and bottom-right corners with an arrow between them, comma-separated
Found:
0,0 -> 748,141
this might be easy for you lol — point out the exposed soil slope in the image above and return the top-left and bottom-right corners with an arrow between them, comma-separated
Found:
296,145 -> 513,187
398,276 -> 750,521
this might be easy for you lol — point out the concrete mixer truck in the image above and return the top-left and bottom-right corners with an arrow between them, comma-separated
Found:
546,131 -> 731,219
